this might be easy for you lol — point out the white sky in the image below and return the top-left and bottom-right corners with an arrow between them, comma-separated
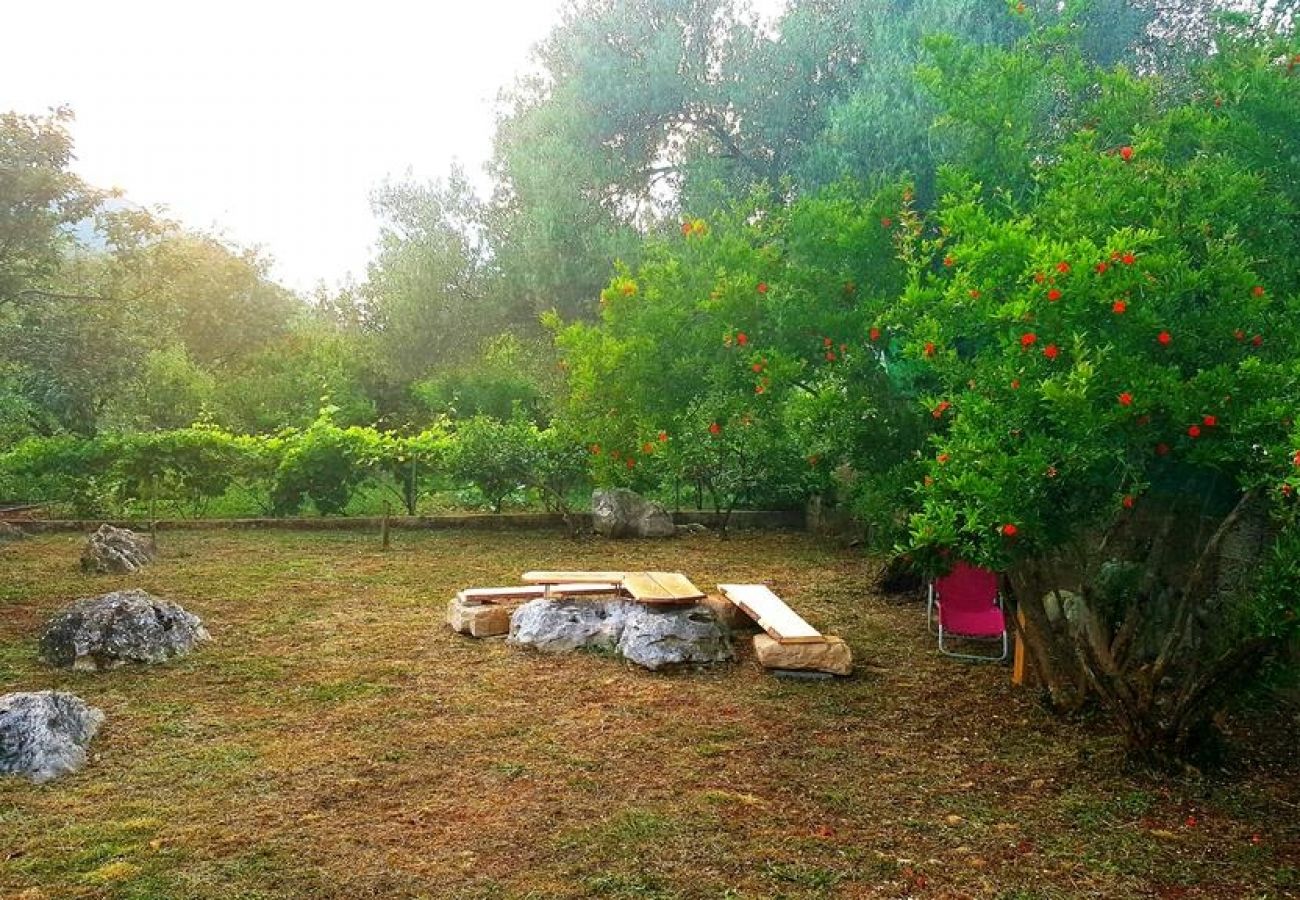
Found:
2,0 -> 785,293
1,0 -> 570,291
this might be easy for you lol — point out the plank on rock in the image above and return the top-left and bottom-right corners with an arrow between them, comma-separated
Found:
522,571 -> 627,585
621,571 -> 705,604
718,584 -> 824,644
459,583 -> 622,604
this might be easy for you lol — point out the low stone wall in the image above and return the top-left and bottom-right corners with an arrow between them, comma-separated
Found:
18,508 -> 806,534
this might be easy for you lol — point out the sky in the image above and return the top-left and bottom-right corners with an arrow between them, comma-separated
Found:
1,0 -> 575,291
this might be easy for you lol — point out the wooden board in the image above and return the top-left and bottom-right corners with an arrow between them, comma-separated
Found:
459,583 -> 622,604
621,571 -> 705,604
718,584 -> 825,644
522,571 -> 627,585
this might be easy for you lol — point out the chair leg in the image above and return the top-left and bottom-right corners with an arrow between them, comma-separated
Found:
939,625 -> 1009,663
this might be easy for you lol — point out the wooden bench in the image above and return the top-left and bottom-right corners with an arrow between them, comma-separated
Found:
522,570 -> 705,605
718,583 -> 824,644
458,583 -> 622,604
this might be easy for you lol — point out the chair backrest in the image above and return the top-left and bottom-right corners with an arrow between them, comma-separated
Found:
934,560 -> 999,613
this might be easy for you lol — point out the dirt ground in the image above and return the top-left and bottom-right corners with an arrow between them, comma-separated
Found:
1,529 -> 1296,899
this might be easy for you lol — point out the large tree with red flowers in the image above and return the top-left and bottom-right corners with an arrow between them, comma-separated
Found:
883,22 -> 1300,761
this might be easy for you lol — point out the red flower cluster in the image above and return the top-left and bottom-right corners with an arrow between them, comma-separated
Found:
1122,253 -> 1136,266
1047,288 -> 1062,302
1021,332 -> 1038,349
869,326 -> 881,342
709,422 -> 721,436
1188,424 -> 1202,438
1112,299 -> 1127,314
1122,494 -> 1136,509
924,342 -> 937,357
756,282 -> 769,294
932,400 -> 951,419
1253,285 -> 1265,297
1001,523 -> 1019,537
1118,392 -> 1133,406
1202,415 -> 1217,428
1120,145 -> 1134,161
1043,344 -> 1060,360
943,256 -> 955,268
658,431 -> 669,443
736,331 -> 748,347
1157,330 -> 1172,346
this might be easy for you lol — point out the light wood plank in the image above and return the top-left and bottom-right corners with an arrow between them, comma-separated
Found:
622,571 -> 705,603
718,584 -> 825,644
459,583 -> 622,604
522,571 -> 627,585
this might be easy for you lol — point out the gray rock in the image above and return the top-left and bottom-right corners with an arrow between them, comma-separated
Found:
617,604 -> 733,670
591,489 -> 675,539
508,598 -> 634,653
40,589 -> 209,671
80,524 -> 154,574
0,691 -> 104,783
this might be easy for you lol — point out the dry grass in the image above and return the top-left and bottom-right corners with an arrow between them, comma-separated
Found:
0,529 -> 1296,899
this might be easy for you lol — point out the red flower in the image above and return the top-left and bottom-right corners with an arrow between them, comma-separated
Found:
589,444 -> 601,455
1188,424 -> 1202,438
937,453 -> 950,464
1048,288 -> 1062,302
681,221 -> 693,236
932,400 -> 951,419
708,422 -> 721,435
1021,332 -> 1038,349
1185,815 -> 1198,829
642,442 -> 654,454
1252,285 -> 1265,297
736,331 -> 748,347
1120,145 -> 1134,161
924,342 -> 936,357
881,217 -> 893,228
1001,523 -> 1019,537
1202,415 -> 1217,428
1118,392 -> 1133,406
823,337 -> 833,347
626,457 -> 636,470
1011,379 -> 1021,390
1056,261 -> 1071,274
755,384 -> 765,394
1252,334 -> 1263,347
1157,330 -> 1172,346
869,327 -> 881,342
969,289 -> 981,299
1122,253 -> 1136,266
1235,329 -> 1245,341
756,282 -> 769,294
943,256 -> 955,268
1112,299 -> 1127,314
1293,449 -> 1300,467
658,431 -> 668,442
1033,271 -> 1046,284
1096,261 -> 1109,274
825,352 -> 836,362
1043,343 -> 1060,360
1122,494 -> 1135,509
1156,442 -> 1170,456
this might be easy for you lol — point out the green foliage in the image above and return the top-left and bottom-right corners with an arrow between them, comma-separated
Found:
446,414 -> 541,513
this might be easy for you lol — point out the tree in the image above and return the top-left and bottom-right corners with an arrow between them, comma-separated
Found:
879,22 -> 1300,763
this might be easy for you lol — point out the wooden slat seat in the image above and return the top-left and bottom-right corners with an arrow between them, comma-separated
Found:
459,583 -> 623,604
718,584 -> 825,644
522,570 -> 705,605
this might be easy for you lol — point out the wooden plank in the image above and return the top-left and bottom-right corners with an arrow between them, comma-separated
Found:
718,584 -> 825,644
522,571 -> 627,585
459,583 -> 622,604
622,571 -> 705,604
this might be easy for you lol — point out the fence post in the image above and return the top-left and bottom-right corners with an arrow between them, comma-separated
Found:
381,502 -> 391,551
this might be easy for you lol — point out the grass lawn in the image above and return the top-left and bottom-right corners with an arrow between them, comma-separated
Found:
1,529 -> 1296,899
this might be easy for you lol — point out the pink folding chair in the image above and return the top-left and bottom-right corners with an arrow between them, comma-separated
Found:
926,560 -> 1008,662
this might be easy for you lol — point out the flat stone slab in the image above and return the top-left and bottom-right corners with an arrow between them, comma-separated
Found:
0,691 -> 104,783
40,589 -> 209,671
753,634 -> 853,676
